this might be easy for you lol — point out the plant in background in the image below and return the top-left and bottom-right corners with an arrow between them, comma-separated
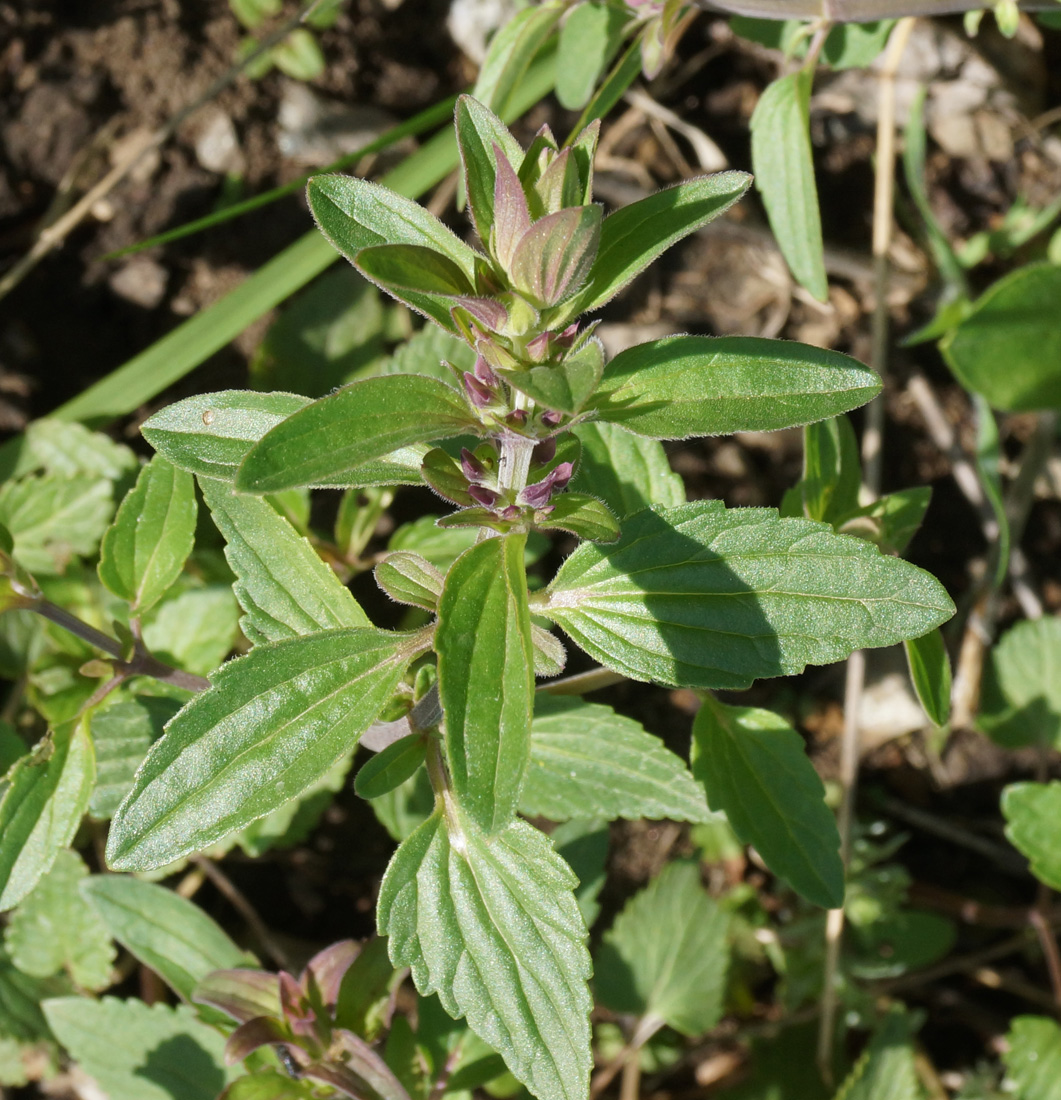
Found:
40,95 -> 950,1100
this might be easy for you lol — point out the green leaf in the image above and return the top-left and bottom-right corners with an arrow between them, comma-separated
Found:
941,264 -> 1061,411
356,243 -> 475,297
375,552 -> 444,611
455,95 -> 526,247
236,375 -> 477,493
571,421 -> 684,518
0,474 -> 114,575
509,338 -> 604,415
355,734 -> 428,800
81,875 -> 247,1001
839,487 -> 931,557
750,70 -> 828,301
787,414 -> 862,524
551,818 -> 608,929
17,419 -> 138,481
222,1071 -> 317,1100
142,586 -> 241,677
106,629 -> 415,871
0,946 -> 67,1042
5,850 -> 114,990
555,1 -> 624,110
904,628 -> 951,729
822,20 -> 896,69
1002,781 -> 1061,891
538,493 -> 620,543
974,395 -> 1010,588
832,1009 -> 921,1100
978,617 -> 1061,749
591,335 -> 879,439
521,696 -> 709,822
200,476 -> 370,644
472,1 -> 564,114
690,697 -> 843,908
377,809 -> 592,1100
437,534 -> 534,834
542,502 -> 954,690
98,455 -> 197,612
380,322 -> 476,381
595,861 -> 728,1036
0,720 -> 95,912
370,769 -> 435,842
141,391 -> 310,482
43,997 -> 235,1100
511,206 -> 602,309
563,172 -> 751,317
272,27 -> 325,81
1003,1016 -> 1061,1100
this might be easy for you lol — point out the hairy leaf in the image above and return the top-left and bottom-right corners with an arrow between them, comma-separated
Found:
542,502 -> 954,690
455,95 -> 526,247
1002,782 -> 1061,891
107,629 -> 415,871
472,1 -> 565,113
374,551 -> 444,611
571,421 -> 684,518
691,697 -> 843,908
200,477 -> 369,644
538,493 -> 620,543
437,534 -> 534,834
591,336 -> 879,438
236,375 -> 477,493
595,862 -> 728,1036
556,1 -> 625,110
521,696 -> 709,822
378,810 -> 591,1100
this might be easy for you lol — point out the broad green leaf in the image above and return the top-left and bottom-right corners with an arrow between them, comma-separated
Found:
538,493 -> 620,543
380,323 -> 475,381
541,502 -> 954,690
595,861 -> 728,1036
562,172 -> 751,318
472,0 -> 564,114
81,875 -> 246,1001
904,628 -> 951,728
0,719 -> 95,912
455,95 -> 526,247
551,818 -> 609,928
978,617 -> 1061,749
99,455 -> 197,612
378,809 -> 591,1100
750,69 -> 827,301
142,585 -> 241,677
0,946 -> 66,1042
1002,781 -> 1061,890
389,515 -> 479,568
356,243 -> 475,297
521,696 -> 709,822
508,338 -> 604,415
43,997 -> 235,1100
555,1 -> 624,110
590,336 -> 879,438
941,264 -> 1061,411
691,697 -> 843,908
0,474 -> 113,575
200,476 -> 370,644
355,733 -> 428,800
107,629 -> 415,871
16,418 -> 137,481
822,20 -> 896,68
90,696 -> 183,819
832,1009 -> 920,1100
1004,1016 -> 1061,1100
840,487 -> 931,557
370,768 -> 435,842
236,375 -> 477,493
5,850 -> 115,990
848,908 -> 955,981
222,1072 -> 317,1100
437,534 -> 534,834
571,421 -> 684,518
141,391 -> 310,481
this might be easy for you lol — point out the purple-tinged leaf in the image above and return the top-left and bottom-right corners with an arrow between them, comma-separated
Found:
453,296 -> 509,330
422,448 -> 474,506
533,147 -> 579,217
492,144 -> 533,270
307,1029 -> 412,1100
568,120 -> 600,206
455,95 -> 526,248
509,336 -> 604,415
225,1016 -> 291,1065
194,969 -> 282,1025
302,940 -> 358,1014
520,462 -> 574,508
511,206 -> 602,308
469,484 -> 500,508
463,373 -> 495,408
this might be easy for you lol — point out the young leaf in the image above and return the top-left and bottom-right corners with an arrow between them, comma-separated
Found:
377,809 -> 591,1100
571,421 -> 684,518
200,477 -> 370,644
511,206 -> 602,308
561,172 -> 751,318
18,418 -> 138,481
471,0 -> 565,114
904,628 -> 951,729
455,95 -> 526,248
436,534 -> 534,834
107,629 -> 415,871
1003,1016 -> 1061,1100
978,617 -> 1061,749
521,696 -> 709,822
374,551 -> 444,611
98,455 -> 197,613
788,414 -> 862,524
81,875 -> 247,1001
508,338 -> 604,414
537,494 -> 620,543
595,862 -> 729,1036
0,719 -> 95,912
590,336 -> 879,438
1002,782 -> 1061,891
690,696 -> 843,909
839,487 -> 932,557
541,502 -> 954,690
355,733 -> 428,800
941,264 -> 1061,411
236,375 -> 477,493
90,696 -> 184,820
555,1 -> 624,110
355,242 -> 475,296
750,69 -> 828,301
5,850 -> 115,991
42,997 -> 235,1100
141,390 -> 310,481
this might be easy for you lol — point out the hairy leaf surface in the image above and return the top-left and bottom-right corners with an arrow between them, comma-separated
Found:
571,421 -> 684,518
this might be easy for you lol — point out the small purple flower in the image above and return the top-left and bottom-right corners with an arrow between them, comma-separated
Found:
463,372 -> 494,408
460,447 -> 486,481
531,437 -> 557,466
520,461 -> 573,508
469,484 -> 500,508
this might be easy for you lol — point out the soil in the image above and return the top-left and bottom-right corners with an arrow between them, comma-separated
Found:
3,1 -> 1061,1097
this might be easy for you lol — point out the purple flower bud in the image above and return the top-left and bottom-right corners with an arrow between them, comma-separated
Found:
557,322 -> 580,348
541,409 -> 563,427
526,331 -> 551,363
463,372 -> 494,408
473,355 -> 500,387
551,461 -> 574,491
520,461 -> 574,509
507,409 -> 528,427
500,505 -> 522,521
469,484 -> 499,508
537,504 -> 555,517
531,437 -> 557,466
460,447 -> 486,481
